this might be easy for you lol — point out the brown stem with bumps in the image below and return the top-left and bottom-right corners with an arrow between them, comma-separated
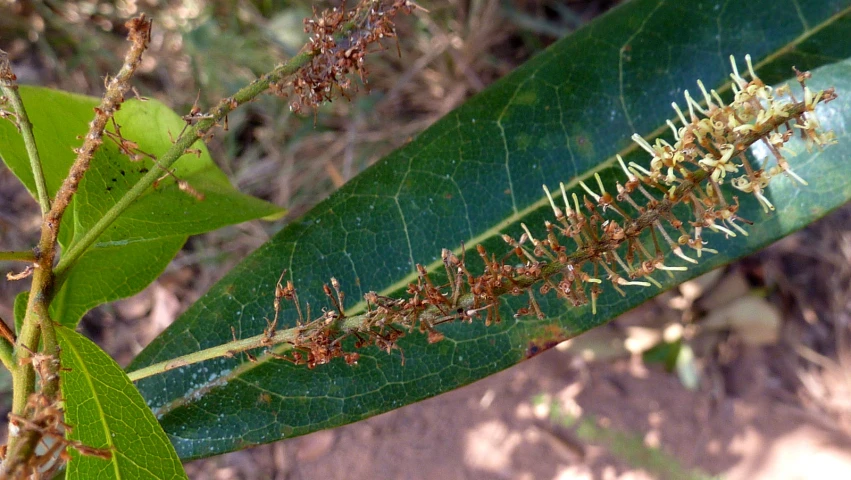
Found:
2,15 -> 153,478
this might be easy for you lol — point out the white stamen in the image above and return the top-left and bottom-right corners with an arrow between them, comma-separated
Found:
684,90 -> 707,116
754,189 -> 775,212
672,246 -> 699,264
543,184 -> 563,218
745,54 -> 758,80
595,173 -> 607,196
666,120 -> 680,140
729,55 -> 747,88
727,220 -> 749,237
617,154 -> 636,181
629,162 -> 653,177
520,223 -> 537,243
711,89 -> 725,107
672,102 -> 688,126
559,182 -> 573,215
631,133 -> 655,155
708,222 -> 737,237
783,167 -> 808,186
655,262 -> 688,272
697,79 -> 713,107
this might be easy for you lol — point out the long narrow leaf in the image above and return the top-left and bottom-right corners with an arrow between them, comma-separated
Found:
129,0 -> 851,460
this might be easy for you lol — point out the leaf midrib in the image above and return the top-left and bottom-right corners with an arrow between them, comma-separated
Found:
60,329 -> 122,479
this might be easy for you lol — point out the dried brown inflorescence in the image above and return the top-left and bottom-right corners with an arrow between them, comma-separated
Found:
279,0 -> 421,114
262,56 -> 836,369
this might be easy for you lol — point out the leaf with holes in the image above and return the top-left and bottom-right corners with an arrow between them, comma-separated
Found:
129,0 -> 851,460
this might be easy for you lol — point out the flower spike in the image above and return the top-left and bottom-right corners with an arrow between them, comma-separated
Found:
253,56 -> 837,373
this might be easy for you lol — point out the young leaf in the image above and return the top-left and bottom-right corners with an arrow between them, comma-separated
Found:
129,0 -> 851,460
57,327 -> 187,479
0,87 -> 283,327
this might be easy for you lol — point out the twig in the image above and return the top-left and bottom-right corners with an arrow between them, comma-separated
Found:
0,49 -> 51,214
0,250 -> 37,263
13,12 -> 151,414
52,50 -> 315,283
3,15 -> 153,476
0,312 -> 15,344
126,292 -> 475,383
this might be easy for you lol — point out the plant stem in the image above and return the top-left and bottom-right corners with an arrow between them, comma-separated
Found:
53,51 -> 314,284
10,12 -> 152,414
0,50 -> 51,214
127,325 -> 299,382
6,264 -> 52,475
39,308 -> 61,399
0,250 -> 37,263
0,313 -> 15,344
3,16 -> 154,477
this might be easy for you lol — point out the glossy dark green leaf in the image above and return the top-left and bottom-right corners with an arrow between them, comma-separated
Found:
129,0 -> 851,459
57,327 -> 187,479
0,87 -> 283,327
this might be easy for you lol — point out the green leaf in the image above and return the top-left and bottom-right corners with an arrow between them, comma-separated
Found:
129,0 -> 851,460
57,327 -> 187,479
0,87 -> 283,326
13,291 -> 27,334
